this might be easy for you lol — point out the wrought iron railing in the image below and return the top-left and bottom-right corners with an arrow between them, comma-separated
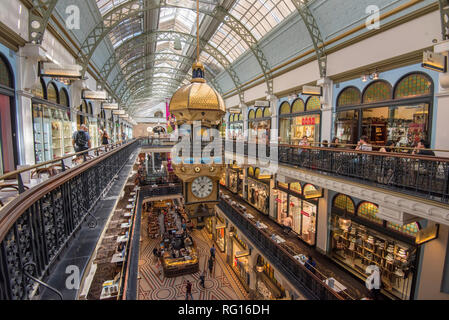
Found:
139,183 -> 183,198
224,140 -> 449,204
0,140 -> 139,300
217,198 -> 348,300
139,137 -> 177,148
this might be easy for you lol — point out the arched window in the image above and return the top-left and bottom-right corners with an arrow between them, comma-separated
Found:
291,98 -> 305,113
290,182 -> 302,194
362,80 -> 392,103
357,202 -> 383,225
279,101 -> 290,115
47,82 -> 59,103
248,109 -> 255,120
0,55 -> 12,88
333,194 -> 355,215
238,114 -> 243,121
394,73 -> 432,99
154,111 -> 164,118
263,107 -> 271,118
32,79 -> 45,98
337,87 -> 361,107
248,167 -> 254,176
59,88 -> 69,107
229,114 -> 233,122
387,221 -> 420,237
254,167 -> 260,178
255,108 -> 263,119
306,96 -> 321,111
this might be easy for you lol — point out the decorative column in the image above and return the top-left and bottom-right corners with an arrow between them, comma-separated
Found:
269,95 -> 279,145
316,189 -> 329,255
317,77 -> 333,143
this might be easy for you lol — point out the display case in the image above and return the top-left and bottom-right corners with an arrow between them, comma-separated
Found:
247,177 -> 270,215
89,117 -> 99,148
63,112 -> 73,154
33,105 -> 44,163
161,246 -> 199,278
51,109 -> 63,158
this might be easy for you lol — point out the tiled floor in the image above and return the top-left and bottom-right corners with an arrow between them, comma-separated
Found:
138,213 -> 248,300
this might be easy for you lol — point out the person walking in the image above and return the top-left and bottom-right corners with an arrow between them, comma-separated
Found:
210,244 -> 216,260
208,257 -> 214,275
305,255 -> 316,274
72,124 -> 91,160
102,130 -> 109,146
199,270 -> 206,289
185,280 -> 193,300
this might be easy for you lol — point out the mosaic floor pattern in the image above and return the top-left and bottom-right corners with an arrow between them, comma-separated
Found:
138,215 -> 248,300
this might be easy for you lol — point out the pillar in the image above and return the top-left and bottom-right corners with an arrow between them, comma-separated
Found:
269,95 -> 279,145
317,77 -> 333,143
316,189 -> 329,255
434,40 -> 449,155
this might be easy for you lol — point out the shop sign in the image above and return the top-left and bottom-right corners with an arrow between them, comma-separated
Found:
415,224 -> 439,245
40,62 -> 82,78
301,210 -> 310,217
229,108 -> 241,114
113,109 -> 126,115
255,100 -> 270,107
82,90 -> 107,100
235,250 -> 251,258
302,85 -> 323,96
422,51 -> 447,73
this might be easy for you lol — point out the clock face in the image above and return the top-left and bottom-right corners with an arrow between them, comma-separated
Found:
191,176 -> 214,199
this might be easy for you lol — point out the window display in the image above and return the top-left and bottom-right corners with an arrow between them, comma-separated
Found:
231,234 -> 250,289
89,117 -> 99,148
63,112 -> 73,154
227,168 -> 243,195
335,73 -> 433,147
329,194 -> 420,300
51,109 -> 63,158
215,214 -> 226,252
247,177 -> 270,215
220,170 -> 227,187
275,190 -> 288,225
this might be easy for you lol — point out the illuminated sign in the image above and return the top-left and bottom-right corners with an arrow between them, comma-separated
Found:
415,224 -> 439,245
113,110 -> 126,115
422,51 -> 447,73
229,108 -> 241,114
40,62 -> 82,78
103,103 -> 119,110
82,90 -> 107,100
302,85 -> 323,96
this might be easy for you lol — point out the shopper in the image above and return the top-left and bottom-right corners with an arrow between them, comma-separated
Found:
355,135 -> 372,151
121,131 -> 127,142
102,130 -> 110,146
379,140 -> 395,153
331,137 -> 340,148
208,257 -> 214,275
321,140 -> 329,148
210,244 -> 216,260
412,139 -> 435,156
305,255 -> 316,274
199,270 -> 206,289
185,280 -> 193,300
298,136 -> 310,147
72,124 -> 91,154
365,266 -> 381,300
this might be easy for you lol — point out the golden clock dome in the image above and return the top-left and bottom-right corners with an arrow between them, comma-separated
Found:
169,62 -> 226,126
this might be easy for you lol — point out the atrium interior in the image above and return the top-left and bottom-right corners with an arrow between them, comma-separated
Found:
1,0 -> 449,302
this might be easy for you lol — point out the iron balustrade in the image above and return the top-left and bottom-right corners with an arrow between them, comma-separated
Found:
139,184 -> 183,198
140,137 -> 177,148
217,198 -> 347,300
225,142 -> 449,204
0,140 -> 139,300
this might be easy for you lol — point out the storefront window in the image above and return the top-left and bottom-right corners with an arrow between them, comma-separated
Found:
0,55 -> 14,175
275,190 -> 288,225
361,107 -> 389,145
220,170 -> 226,186
330,215 -> 417,300
0,56 -> 11,87
334,110 -> 359,145
256,255 -> 285,299
47,82 -> 58,104
395,73 -> 432,99
301,201 -> 316,245
388,104 -> 429,146
215,215 -> 226,252
306,96 -> 321,111
247,177 -> 270,214
279,117 -> 291,144
291,114 -> 320,145
290,196 -> 302,234
59,88 -> 69,107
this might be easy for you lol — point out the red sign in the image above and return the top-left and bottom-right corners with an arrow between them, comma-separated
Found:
301,210 -> 310,217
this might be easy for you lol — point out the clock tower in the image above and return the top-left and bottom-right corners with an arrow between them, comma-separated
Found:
169,61 -> 226,227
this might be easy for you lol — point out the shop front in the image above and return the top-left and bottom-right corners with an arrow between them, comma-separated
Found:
228,113 -> 243,140
279,97 -> 321,145
227,165 -> 244,197
32,79 -> 73,163
248,107 -> 271,145
274,181 -> 320,246
215,213 -> 226,252
329,193 -> 422,300
219,170 -> 227,187
334,72 -> 433,147
0,53 -> 17,174
255,255 -> 285,300
229,228 -> 251,291
246,167 -> 270,215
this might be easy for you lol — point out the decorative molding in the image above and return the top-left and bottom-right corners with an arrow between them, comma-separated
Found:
0,21 -> 27,51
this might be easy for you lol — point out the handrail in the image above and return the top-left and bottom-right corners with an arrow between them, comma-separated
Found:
218,198 -> 348,300
23,262 -> 63,300
0,140 -> 133,181
0,140 -> 138,243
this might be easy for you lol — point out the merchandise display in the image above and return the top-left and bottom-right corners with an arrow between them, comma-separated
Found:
330,215 -> 417,300
247,177 -> 270,215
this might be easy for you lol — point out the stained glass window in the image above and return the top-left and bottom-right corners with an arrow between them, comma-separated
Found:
263,107 -> 271,118
248,109 -> 255,120
60,88 -> 69,107
387,222 -> 419,237
238,114 -> 243,121
47,82 -> 58,103
277,182 -> 289,189
333,194 -> 355,214
0,56 -> 11,88
362,81 -> 392,103
32,80 -> 45,98
395,73 -> 432,99
229,114 -> 233,122
337,87 -> 361,107
254,167 -> 260,178
280,101 -> 290,115
291,99 -> 305,114
290,182 -> 302,195
357,202 -> 383,225
306,96 -> 321,111
255,108 -> 263,119
248,167 -> 254,176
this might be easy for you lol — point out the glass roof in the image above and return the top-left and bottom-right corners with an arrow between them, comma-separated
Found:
94,0 -> 298,113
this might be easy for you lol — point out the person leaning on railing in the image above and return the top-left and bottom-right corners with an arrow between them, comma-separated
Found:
412,139 -> 435,156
